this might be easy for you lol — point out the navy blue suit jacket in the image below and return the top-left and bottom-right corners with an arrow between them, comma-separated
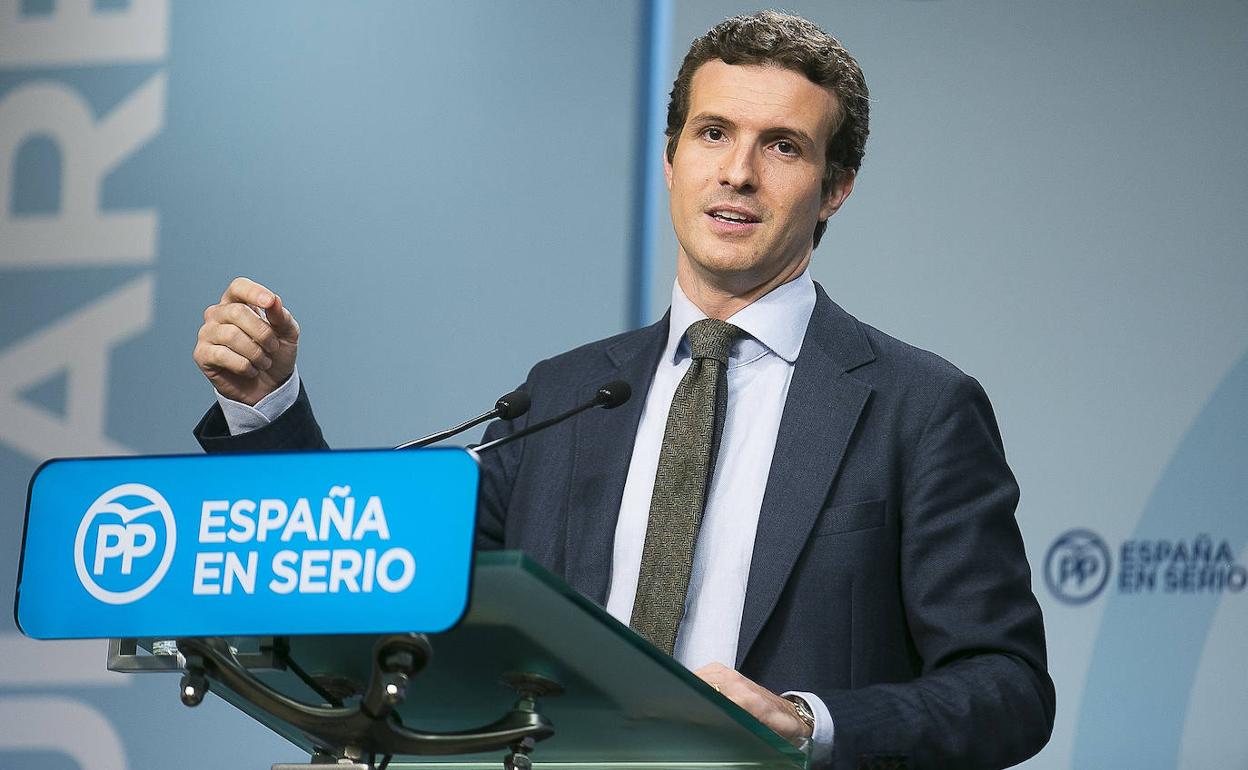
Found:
196,283 -> 1055,769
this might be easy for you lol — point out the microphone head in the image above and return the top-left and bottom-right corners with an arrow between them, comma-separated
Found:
595,380 -> 632,409
495,389 -> 531,420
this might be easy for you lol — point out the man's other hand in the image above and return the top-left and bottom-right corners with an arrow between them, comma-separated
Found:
193,277 -> 299,406
695,661 -> 813,746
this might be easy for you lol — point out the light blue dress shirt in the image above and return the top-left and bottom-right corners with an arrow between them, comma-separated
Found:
218,270 -> 834,753
603,270 -> 832,754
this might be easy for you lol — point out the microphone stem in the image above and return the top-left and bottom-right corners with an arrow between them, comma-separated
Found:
395,408 -> 499,450
472,400 -> 598,454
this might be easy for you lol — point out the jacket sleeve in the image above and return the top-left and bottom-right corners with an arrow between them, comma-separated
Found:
819,373 -> 1055,770
473,372 -> 539,551
193,382 -> 328,453
193,377 -> 528,554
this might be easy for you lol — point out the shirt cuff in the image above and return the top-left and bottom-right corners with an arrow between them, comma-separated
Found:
215,366 -> 301,436
783,690 -> 834,759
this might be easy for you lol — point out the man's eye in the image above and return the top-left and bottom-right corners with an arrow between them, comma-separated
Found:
775,140 -> 797,156
703,127 -> 725,141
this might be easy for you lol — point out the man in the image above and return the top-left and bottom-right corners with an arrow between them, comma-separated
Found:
192,11 -> 1054,769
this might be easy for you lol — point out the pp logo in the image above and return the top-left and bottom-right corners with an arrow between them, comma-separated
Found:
73,483 -> 177,604
1044,528 -> 1111,605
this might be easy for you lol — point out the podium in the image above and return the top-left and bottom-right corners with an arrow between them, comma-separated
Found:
17,450 -> 807,769
110,552 -> 807,769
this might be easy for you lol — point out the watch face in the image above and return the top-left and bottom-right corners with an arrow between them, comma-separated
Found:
786,695 -> 815,727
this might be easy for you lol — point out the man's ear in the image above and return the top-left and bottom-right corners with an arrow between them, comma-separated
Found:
663,145 -> 674,191
819,170 -> 856,220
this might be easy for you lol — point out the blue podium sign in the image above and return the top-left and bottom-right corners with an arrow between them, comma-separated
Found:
15,449 -> 479,640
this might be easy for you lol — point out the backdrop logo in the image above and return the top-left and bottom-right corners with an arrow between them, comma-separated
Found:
73,483 -> 177,605
1045,528 -> 1112,604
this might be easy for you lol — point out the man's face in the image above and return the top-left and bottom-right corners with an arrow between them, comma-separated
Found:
665,60 -> 853,294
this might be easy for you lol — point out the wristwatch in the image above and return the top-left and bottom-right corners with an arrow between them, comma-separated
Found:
783,694 -> 816,735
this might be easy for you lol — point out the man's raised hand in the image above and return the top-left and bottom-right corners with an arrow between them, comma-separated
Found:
193,277 -> 299,406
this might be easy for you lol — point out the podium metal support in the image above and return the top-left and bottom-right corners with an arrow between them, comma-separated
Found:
172,635 -> 557,767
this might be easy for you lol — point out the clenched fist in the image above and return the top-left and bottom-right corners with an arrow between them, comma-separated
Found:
193,277 -> 299,406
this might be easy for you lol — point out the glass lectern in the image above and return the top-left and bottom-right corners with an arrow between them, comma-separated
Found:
111,552 -> 808,770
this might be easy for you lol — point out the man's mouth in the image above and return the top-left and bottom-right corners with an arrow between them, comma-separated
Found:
706,206 -> 761,224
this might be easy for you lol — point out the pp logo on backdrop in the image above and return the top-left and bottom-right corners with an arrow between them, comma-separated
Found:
73,483 -> 177,604
1044,528 -> 1111,604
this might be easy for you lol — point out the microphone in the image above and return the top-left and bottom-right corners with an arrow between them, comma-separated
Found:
472,380 -> 631,455
394,388 -> 531,450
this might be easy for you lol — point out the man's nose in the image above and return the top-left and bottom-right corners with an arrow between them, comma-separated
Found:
719,144 -> 758,191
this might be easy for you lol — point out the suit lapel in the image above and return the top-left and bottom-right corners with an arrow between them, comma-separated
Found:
563,316 -> 669,603
736,285 -> 875,666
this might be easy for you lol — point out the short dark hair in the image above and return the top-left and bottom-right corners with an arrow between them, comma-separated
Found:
665,11 -> 869,248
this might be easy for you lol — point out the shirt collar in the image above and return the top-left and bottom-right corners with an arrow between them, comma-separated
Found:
665,268 -> 816,366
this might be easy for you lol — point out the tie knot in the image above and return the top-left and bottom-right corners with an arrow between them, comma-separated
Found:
685,318 -> 740,364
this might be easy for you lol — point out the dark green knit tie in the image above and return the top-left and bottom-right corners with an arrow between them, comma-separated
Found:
630,318 -> 740,654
